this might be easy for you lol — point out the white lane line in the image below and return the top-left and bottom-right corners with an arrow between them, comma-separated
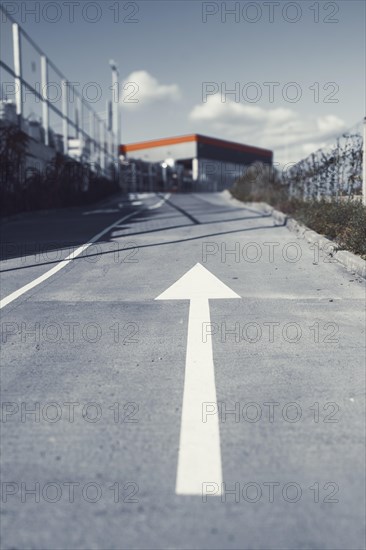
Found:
0,194 -> 170,310
156,263 -> 240,495
83,208 -> 121,215
148,193 -> 171,210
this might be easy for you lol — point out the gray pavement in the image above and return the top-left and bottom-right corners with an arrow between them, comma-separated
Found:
0,192 -> 365,550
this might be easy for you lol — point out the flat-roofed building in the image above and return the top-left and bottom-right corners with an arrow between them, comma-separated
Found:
120,134 -> 272,191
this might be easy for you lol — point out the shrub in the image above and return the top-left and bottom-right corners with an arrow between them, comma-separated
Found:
0,124 -> 120,216
231,164 -> 366,259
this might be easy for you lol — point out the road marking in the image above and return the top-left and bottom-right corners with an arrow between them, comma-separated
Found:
0,194 -> 169,310
83,208 -> 121,215
129,192 -> 151,200
156,263 -> 240,495
148,193 -> 171,210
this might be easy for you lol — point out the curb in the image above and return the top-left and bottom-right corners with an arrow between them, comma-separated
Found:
275,208 -> 365,279
221,190 -> 366,279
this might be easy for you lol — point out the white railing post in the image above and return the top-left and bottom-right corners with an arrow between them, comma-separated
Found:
12,23 -> 23,125
109,130 -> 113,168
75,98 -> 80,140
101,123 -> 106,173
96,117 -> 100,168
41,55 -> 49,146
79,96 -> 83,140
62,80 -> 68,156
89,109 -> 94,167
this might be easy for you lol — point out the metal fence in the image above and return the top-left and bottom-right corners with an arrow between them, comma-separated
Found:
0,4 -> 117,176
283,119 -> 365,204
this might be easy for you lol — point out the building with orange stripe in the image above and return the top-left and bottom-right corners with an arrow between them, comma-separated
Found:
120,134 -> 272,191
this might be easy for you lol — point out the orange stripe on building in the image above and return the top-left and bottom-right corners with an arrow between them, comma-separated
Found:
196,135 -> 272,157
120,134 -> 197,154
120,134 -> 272,158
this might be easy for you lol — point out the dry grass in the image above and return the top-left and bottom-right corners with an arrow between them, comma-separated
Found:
231,162 -> 366,259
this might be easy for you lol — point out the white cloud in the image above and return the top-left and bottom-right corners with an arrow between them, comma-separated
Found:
189,95 -> 347,164
301,142 -> 327,155
190,95 -> 295,126
316,114 -> 345,134
121,70 -> 181,109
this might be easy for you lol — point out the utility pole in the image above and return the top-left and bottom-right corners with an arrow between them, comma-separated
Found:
109,60 -> 120,157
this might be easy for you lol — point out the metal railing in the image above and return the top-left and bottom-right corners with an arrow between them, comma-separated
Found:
0,4 -> 117,175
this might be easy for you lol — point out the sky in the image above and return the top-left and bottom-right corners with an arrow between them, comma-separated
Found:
1,0 -> 365,165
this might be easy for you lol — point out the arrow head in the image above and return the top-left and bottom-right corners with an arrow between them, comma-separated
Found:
155,263 -> 240,301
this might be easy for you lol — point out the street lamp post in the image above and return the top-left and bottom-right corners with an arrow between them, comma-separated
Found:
109,59 -> 120,159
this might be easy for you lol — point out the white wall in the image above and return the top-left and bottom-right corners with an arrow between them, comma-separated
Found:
125,141 -> 196,163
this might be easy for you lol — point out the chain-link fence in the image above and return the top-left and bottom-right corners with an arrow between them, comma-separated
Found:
283,120 -> 364,201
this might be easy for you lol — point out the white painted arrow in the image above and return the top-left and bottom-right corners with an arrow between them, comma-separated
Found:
156,263 -> 240,495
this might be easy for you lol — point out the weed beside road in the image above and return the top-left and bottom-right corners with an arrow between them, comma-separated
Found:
231,164 -> 366,259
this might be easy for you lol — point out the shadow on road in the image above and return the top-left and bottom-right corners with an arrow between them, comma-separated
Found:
0,193 -> 279,273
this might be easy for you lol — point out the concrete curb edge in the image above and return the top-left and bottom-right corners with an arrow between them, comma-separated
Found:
221,190 -> 366,279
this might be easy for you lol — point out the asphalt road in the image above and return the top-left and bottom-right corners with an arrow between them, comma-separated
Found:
0,192 -> 365,550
